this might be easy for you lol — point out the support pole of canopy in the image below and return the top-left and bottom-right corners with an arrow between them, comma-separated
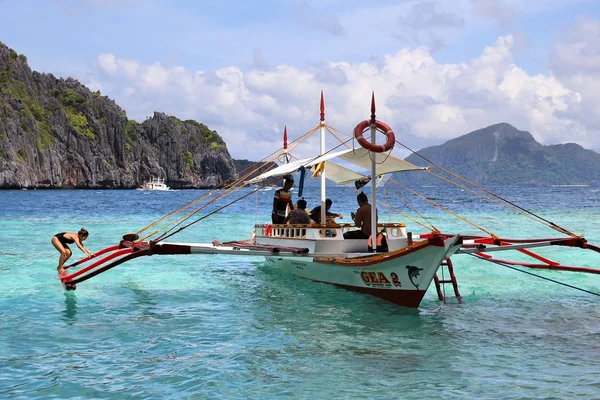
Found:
369,92 -> 377,251
320,91 -> 326,226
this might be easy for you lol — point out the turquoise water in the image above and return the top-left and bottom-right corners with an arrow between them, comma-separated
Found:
1,187 -> 600,399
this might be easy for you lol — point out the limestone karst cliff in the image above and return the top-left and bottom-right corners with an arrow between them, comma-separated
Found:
0,42 -> 236,189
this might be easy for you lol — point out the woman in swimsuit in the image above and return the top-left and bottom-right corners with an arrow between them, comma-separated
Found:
52,228 -> 94,275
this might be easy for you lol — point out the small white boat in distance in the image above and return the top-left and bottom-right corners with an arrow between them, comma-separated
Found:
138,177 -> 171,191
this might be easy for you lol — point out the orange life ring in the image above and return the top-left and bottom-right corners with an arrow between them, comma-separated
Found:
353,120 -> 395,152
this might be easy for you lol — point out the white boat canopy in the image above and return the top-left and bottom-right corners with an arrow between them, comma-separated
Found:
246,147 -> 426,184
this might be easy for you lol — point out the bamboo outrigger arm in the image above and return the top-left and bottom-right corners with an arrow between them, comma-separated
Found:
60,239 -> 312,287
457,235 -> 600,274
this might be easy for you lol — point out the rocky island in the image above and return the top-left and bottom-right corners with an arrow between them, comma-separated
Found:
396,123 -> 600,187
3,42 -> 600,189
0,42 -> 241,189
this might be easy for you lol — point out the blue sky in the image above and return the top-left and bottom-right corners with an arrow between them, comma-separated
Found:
1,0 -> 600,159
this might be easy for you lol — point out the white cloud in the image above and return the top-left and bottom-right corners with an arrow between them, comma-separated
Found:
252,48 -> 270,69
292,0 -> 346,37
87,34 -> 598,160
548,17 -> 600,145
86,79 -> 103,92
551,17 -> 600,75
471,0 -> 516,28
97,53 -> 118,75
118,58 -> 139,79
394,1 -> 465,52
140,62 -> 171,92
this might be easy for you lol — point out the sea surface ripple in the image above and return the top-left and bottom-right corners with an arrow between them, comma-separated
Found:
1,187 -> 599,399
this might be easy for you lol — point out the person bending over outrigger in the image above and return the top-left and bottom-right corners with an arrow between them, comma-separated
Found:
52,228 -> 94,276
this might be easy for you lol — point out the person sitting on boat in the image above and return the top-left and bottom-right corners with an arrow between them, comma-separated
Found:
284,199 -> 313,225
343,192 -> 375,239
368,230 -> 389,252
309,198 -> 343,225
272,175 -> 294,224
52,228 -> 94,275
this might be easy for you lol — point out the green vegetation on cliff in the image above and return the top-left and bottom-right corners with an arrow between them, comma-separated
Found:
170,115 -> 226,151
397,123 -> 600,187
0,42 -> 237,189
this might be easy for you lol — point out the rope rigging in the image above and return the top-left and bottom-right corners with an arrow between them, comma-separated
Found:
385,175 -> 498,237
466,253 -> 600,297
392,139 -> 581,239
134,124 -> 323,244
58,115 -> 600,295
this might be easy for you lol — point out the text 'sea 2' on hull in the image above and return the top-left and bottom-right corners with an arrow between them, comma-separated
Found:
259,232 -> 462,307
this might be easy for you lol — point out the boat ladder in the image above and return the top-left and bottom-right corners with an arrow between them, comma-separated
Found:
434,257 -> 462,303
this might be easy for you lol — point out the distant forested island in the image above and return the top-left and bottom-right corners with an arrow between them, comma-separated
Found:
393,123 -> 600,187
0,42 -> 269,189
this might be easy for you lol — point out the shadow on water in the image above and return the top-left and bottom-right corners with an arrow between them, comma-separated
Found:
119,280 -> 164,321
123,281 -> 158,305
247,263 -> 427,329
62,292 -> 77,323
221,264 -> 468,382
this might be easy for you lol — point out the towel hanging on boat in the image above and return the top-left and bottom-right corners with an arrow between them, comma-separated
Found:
311,161 -> 325,179
355,176 -> 371,190
298,166 -> 306,197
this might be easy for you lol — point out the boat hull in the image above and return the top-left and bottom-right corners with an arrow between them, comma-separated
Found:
263,235 -> 461,307
152,233 -> 461,308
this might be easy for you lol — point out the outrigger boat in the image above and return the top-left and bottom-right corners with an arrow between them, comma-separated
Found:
58,92 -> 600,307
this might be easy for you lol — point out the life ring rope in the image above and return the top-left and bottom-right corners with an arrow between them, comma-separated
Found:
353,120 -> 395,153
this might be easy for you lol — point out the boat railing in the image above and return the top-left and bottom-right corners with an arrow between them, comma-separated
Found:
256,223 -> 407,240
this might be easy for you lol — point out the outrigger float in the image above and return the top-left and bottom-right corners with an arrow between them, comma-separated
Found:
59,92 -> 600,307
